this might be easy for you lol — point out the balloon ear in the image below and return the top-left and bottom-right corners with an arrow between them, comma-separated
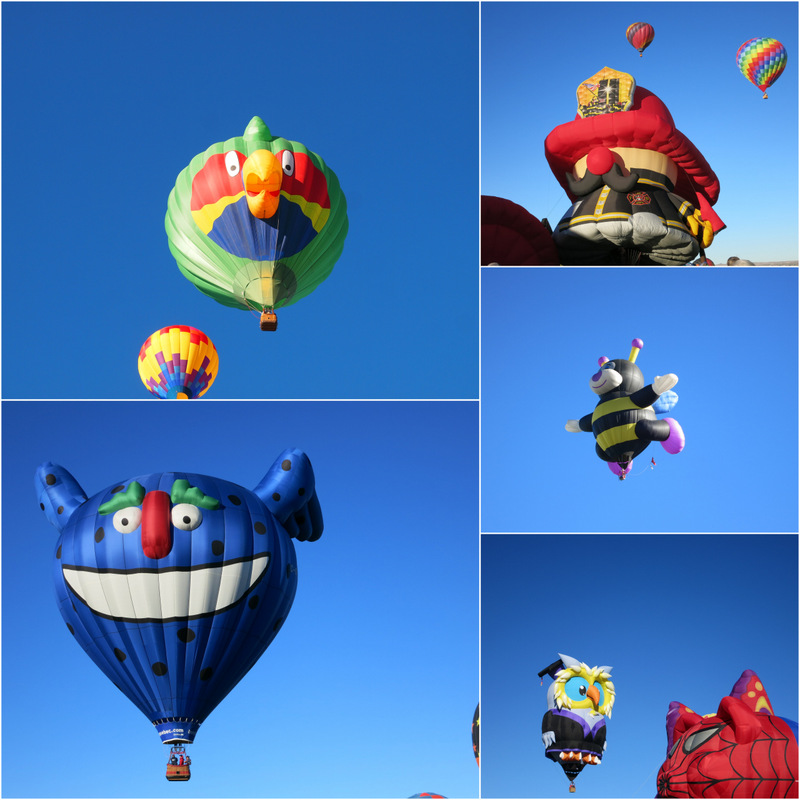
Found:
252,449 -> 324,542
716,696 -> 761,744
35,462 -> 88,533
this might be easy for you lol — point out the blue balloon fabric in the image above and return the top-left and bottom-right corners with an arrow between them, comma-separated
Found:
35,449 -> 322,745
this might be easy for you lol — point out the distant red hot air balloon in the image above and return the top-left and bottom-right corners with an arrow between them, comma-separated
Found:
626,22 -> 654,56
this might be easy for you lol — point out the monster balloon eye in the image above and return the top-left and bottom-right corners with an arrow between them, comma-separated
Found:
35,448 -> 324,782
113,507 -> 142,533
281,150 -> 295,176
566,337 -> 685,480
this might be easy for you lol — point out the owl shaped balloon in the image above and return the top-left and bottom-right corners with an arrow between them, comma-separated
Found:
538,654 -> 615,792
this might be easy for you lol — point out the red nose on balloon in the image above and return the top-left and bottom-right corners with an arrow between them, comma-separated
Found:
586,147 -> 616,176
141,490 -> 173,559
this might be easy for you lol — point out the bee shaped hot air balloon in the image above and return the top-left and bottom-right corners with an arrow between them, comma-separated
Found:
35,449 -> 323,779
626,22 -> 654,57
565,338 -> 685,479
538,654 -> 615,793
736,38 -> 787,99
166,117 -> 348,331
137,325 -> 218,399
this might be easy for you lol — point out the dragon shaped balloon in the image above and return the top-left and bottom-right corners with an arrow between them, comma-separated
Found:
538,654 -> 615,793
166,116 -> 348,330
657,669 -> 798,798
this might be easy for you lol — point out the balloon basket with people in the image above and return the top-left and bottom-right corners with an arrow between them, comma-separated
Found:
166,745 -> 191,782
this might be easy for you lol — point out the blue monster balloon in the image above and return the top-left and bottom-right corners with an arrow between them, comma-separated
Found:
35,449 -> 323,779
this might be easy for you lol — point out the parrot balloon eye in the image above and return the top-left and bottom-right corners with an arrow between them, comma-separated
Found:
281,150 -> 295,176
35,448 -> 325,781
225,151 -> 242,176
566,337 -> 685,479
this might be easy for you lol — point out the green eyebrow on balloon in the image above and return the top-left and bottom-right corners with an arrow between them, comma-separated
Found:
170,479 -> 220,510
98,482 -> 146,515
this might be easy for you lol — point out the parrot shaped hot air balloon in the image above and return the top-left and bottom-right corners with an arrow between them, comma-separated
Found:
137,325 -> 218,399
35,449 -> 323,779
656,670 -> 798,797
165,116 -> 348,331
565,338 -> 685,479
626,22 -> 654,56
736,38 -> 787,99
538,654 -> 615,793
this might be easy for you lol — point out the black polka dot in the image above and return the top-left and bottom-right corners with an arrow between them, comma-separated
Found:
200,667 -> 213,681
40,503 -> 45,510
272,492 -> 281,501
95,527 -> 105,543
281,459 -> 292,471
254,521 -> 266,535
56,545 -> 62,559
211,540 -> 224,556
228,495 -> 241,505
46,474 -> 57,486
248,595 -> 259,609
152,662 -> 168,676
114,648 -> 127,662
273,617 -> 284,632
298,487 -> 305,496
67,623 -> 75,635
57,506 -> 64,515
111,485 -> 124,494
177,628 -> 195,643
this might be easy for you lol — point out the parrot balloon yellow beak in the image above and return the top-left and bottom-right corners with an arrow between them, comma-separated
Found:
243,150 -> 282,218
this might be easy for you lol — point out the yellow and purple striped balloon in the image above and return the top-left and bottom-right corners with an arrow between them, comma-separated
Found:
736,37 -> 787,98
138,325 -> 219,399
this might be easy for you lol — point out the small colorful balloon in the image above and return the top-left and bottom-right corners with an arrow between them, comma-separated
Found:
138,325 -> 218,399
736,37 -> 787,98
626,22 -> 654,56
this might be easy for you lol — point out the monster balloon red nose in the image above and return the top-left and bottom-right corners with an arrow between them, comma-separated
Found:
141,490 -> 173,559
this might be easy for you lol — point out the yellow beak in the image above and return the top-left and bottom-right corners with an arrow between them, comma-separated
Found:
242,150 -> 282,219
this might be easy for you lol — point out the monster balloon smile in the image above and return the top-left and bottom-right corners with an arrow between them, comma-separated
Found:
36,449 -> 324,780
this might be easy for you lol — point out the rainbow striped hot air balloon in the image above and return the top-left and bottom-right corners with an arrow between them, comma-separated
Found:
626,22 -> 654,56
736,37 -> 787,98
138,325 -> 219,399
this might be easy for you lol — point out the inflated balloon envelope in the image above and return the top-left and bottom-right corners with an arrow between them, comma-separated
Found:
35,450 -> 323,773
545,67 -> 725,265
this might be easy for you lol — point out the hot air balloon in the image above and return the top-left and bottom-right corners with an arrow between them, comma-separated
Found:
538,654 -> 615,793
35,449 -> 324,779
137,325 -> 218,399
626,22 -> 654,56
736,37 -> 787,99
565,338 -> 685,479
165,116 -> 348,331
481,196 -> 559,265
656,670 -> 798,797
545,67 -> 724,265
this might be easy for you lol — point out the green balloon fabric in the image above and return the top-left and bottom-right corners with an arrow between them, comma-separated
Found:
166,117 -> 347,313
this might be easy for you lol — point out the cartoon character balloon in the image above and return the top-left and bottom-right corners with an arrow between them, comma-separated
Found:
137,325 -> 218,399
35,450 -> 323,777
565,338 -> 685,479
626,22 -> 654,57
166,116 -> 348,330
736,38 -> 787,99
538,654 -> 615,793
657,670 -> 798,797
545,67 -> 725,265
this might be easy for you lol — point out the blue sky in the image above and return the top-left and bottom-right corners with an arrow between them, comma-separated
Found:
1,2 -> 478,399
482,2 -> 799,264
481,533 -> 799,798
2,400 -> 478,798
482,267 -> 798,532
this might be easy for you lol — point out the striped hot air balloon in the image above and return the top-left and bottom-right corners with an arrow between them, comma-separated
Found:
736,37 -> 787,99
626,22 -> 654,56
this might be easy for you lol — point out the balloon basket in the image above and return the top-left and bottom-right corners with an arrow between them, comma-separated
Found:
166,744 -> 191,781
166,764 -> 190,782
260,311 -> 278,331
569,783 -> 576,793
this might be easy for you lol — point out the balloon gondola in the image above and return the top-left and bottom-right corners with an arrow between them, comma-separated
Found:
166,745 -> 191,782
